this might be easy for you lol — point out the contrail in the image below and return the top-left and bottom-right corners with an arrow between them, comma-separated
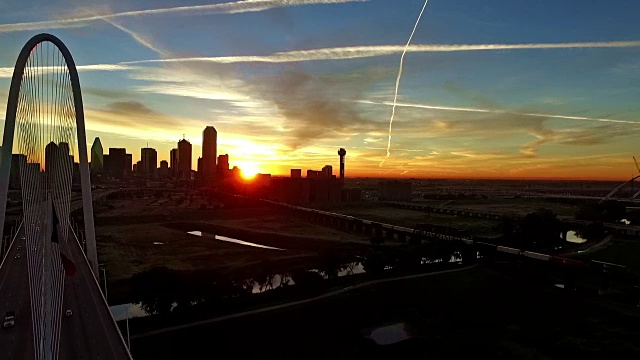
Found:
0,0 -> 366,33
380,0 -> 430,166
359,100 -> 640,125
121,40 -> 640,65
0,64 -> 133,79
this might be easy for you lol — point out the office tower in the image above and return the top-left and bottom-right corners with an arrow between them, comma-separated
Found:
322,165 -> 333,177
170,148 -> 179,177
141,148 -> 158,178
217,154 -> 229,176
108,148 -> 127,179
202,126 -> 217,179
125,153 -> 132,177
178,138 -> 192,180
90,137 -> 103,174
290,169 -> 302,178
159,160 -> 169,177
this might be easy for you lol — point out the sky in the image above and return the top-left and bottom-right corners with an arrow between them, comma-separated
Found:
0,0 -> 640,180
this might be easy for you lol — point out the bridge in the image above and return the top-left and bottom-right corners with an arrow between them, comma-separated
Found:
0,34 -> 130,359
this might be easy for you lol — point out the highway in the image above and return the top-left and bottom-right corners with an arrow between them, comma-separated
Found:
0,231 -> 34,359
0,219 -> 130,359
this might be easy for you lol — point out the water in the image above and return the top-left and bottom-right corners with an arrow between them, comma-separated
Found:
153,242 -> 164,245
187,231 -> 285,250
566,230 -> 587,244
368,323 -> 410,345
620,219 -> 631,225
110,303 -> 150,321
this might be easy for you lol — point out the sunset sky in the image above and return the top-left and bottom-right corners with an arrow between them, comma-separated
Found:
0,0 -> 639,180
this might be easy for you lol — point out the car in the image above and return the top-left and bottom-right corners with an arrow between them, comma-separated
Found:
31,246 -> 36,251
20,236 -> 25,240
14,254 -> 20,259
16,246 -> 21,250
65,310 -> 73,317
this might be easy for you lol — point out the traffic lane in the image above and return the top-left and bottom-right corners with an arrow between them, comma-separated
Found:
0,234 -> 34,359
59,235 -> 130,359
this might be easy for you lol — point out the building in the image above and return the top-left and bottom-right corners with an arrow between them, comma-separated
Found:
322,165 -> 333,177
90,137 -> 103,174
307,169 -> 323,179
125,153 -> 132,178
197,157 -> 203,179
9,154 -> 26,190
170,148 -> 179,177
379,181 -> 412,201
290,169 -> 302,178
338,148 -> 346,185
217,154 -> 229,177
178,138 -> 192,180
107,148 -> 127,179
140,148 -> 158,178
202,126 -> 217,179
159,160 -> 169,177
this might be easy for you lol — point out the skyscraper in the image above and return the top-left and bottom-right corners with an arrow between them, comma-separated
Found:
202,126 -> 217,180
141,148 -> 158,178
170,148 -> 179,178
217,154 -> 229,177
108,148 -> 127,179
90,137 -> 103,174
159,160 -> 169,178
178,138 -> 192,180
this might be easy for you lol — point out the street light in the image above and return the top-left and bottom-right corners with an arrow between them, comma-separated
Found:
98,264 -> 107,302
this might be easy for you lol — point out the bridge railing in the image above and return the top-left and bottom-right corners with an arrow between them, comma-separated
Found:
0,218 -> 23,269
68,219 -> 133,359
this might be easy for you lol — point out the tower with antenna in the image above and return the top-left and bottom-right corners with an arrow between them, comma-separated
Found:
338,148 -> 346,185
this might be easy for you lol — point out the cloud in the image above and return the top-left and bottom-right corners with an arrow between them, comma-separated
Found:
0,0 -> 366,33
359,100 -> 640,125
123,40 -> 640,65
248,68 -> 389,149
0,64 -> 134,79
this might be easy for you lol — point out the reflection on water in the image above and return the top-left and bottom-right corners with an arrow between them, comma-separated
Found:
368,323 -> 410,345
187,231 -> 285,250
621,219 -> 631,225
153,242 -> 164,245
110,303 -> 150,321
566,231 -> 587,244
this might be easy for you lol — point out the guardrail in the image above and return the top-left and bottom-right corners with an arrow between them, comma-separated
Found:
68,221 -> 133,359
0,219 -> 23,270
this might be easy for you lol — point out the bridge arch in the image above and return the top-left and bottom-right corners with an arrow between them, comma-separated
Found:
0,33 -> 97,274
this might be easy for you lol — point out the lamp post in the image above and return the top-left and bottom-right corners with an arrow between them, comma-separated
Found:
98,264 -> 107,302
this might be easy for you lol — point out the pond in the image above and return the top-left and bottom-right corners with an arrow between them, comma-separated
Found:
367,323 -> 411,345
187,231 -> 285,250
565,230 -> 587,244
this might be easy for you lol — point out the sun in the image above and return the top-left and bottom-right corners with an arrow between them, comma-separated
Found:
240,164 -> 260,179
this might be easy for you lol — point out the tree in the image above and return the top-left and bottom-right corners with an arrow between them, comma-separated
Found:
518,209 -> 561,250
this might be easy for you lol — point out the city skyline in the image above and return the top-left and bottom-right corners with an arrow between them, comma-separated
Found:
1,1 -> 640,180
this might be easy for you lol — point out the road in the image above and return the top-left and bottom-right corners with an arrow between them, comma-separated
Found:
0,231 -> 34,359
132,263 -> 480,339
0,220 -> 130,359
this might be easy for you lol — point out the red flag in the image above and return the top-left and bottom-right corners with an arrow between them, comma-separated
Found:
52,203 -> 76,276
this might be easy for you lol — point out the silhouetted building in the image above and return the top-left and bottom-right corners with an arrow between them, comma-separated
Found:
132,162 -> 138,174
307,170 -> 323,179
107,148 -> 127,179
159,160 -> 169,178
322,165 -> 333,177
290,169 -> 302,178
91,137 -> 103,174
271,177 -> 311,204
178,139 -> 192,180
141,148 -> 158,178
103,154 -> 111,177
202,126 -> 217,180
379,181 -> 412,201
9,154 -> 26,190
197,157 -> 203,179
170,148 -> 179,178
125,153 -> 132,178
217,154 -> 229,177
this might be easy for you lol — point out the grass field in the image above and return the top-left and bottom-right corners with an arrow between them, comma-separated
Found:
577,236 -> 640,273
